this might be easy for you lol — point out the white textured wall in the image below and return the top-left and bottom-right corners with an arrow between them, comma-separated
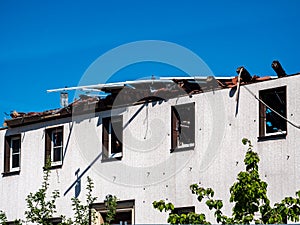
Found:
1,75 -> 300,224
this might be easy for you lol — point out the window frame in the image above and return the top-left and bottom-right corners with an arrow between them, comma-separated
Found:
3,134 -> 21,175
171,102 -> 195,152
9,136 -> 21,172
258,86 -> 287,140
91,199 -> 135,225
102,116 -> 123,160
45,126 -> 64,168
51,128 -> 63,166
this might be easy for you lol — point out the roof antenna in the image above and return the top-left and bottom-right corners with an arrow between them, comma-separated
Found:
272,60 -> 287,78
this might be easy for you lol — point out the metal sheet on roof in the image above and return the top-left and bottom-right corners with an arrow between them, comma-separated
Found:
47,79 -> 174,93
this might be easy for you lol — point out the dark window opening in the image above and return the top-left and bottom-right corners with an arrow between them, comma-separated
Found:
259,86 -> 287,138
47,217 -> 62,225
4,134 -> 21,174
171,103 -> 195,151
6,221 -> 23,225
173,206 -> 195,215
102,116 -> 123,160
45,126 -> 63,167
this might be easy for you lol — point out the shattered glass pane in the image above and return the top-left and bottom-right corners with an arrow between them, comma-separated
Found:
261,87 -> 286,135
172,103 -> 195,148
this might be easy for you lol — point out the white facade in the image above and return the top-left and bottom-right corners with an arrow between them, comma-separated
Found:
1,75 -> 300,224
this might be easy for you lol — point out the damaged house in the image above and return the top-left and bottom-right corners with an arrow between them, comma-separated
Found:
0,61 -> 300,224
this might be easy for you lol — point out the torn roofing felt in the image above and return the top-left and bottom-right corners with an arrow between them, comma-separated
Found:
4,61 -> 300,128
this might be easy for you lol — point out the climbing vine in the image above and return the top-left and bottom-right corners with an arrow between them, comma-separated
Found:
103,195 -> 118,225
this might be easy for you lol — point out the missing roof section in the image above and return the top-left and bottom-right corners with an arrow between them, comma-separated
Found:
5,66 -> 299,128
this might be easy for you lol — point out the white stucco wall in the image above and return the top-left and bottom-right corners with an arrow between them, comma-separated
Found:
0,75 -> 300,224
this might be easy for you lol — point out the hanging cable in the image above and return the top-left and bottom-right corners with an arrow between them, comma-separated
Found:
243,85 -> 300,129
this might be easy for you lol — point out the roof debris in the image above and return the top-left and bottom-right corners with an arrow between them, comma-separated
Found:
4,61 -> 298,128
272,60 -> 287,78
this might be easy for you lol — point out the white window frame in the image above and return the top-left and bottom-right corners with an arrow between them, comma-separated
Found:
265,130 -> 287,137
51,128 -> 63,166
10,136 -> 21,172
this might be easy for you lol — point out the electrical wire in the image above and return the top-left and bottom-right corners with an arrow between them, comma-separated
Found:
243,85 -> 300,129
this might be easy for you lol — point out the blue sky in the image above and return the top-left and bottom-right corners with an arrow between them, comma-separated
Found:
0,0 -> 300,123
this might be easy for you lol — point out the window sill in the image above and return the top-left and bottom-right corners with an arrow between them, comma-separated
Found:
43,164 -> 63,170
101,157 -> 122,163
257,133 -> 286,142
171,146 -> 195,153
2,170 -> 20,177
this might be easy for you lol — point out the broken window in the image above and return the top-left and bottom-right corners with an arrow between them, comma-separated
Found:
91,200 -> 134,225
45,126 -> 63,167
259,86 -> 287,137
173,206 -> 195,215
102,116 -> 123,160
171,103 -> 195,151
4,134 -> 21,174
